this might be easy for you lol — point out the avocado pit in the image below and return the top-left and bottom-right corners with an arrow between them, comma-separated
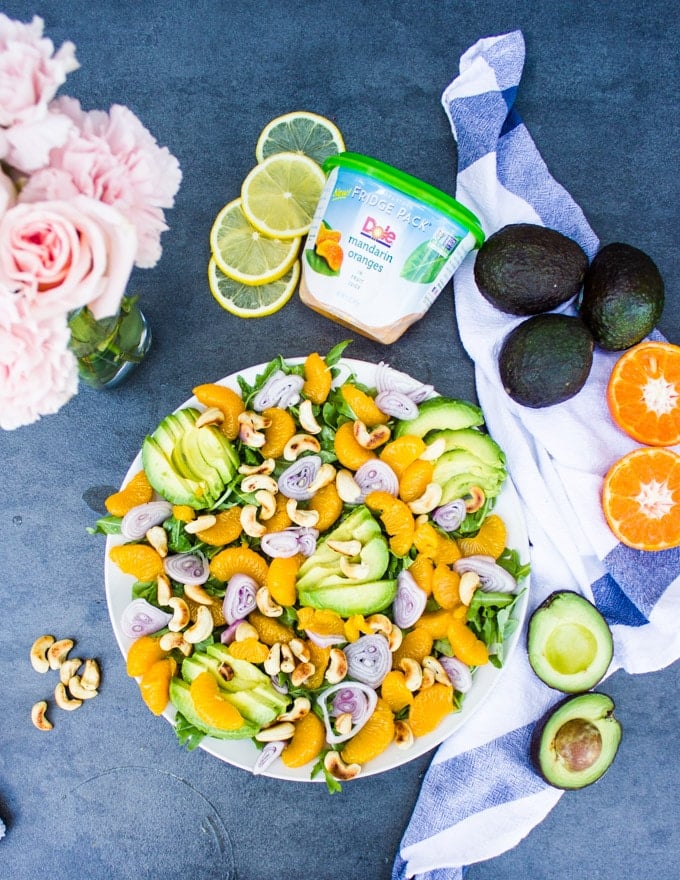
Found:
554,718 -> 602,772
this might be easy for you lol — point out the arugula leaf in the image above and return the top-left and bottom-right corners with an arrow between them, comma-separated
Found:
312,752 -> 343,794
87,515 -> 122,536
325,339 -> 352,367
174,712 -> 206,751
497,547 -> 531,582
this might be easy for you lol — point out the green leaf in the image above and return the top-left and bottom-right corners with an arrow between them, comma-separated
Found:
87,515 -> 122,536
305,248 -> 339,276
174,712 -> 206,751
325,339 -> 352,367
311,753 -> 343,794
399,241 -> 448,284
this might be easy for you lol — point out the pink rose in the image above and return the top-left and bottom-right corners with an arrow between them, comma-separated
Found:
0,167 -> 17,216
0,196 -> 137,321
0,286 -> 78,430
0,14 -> 79,171
20,97 -> 182,268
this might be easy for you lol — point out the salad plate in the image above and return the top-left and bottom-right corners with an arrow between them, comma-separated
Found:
104,356 -> 530,782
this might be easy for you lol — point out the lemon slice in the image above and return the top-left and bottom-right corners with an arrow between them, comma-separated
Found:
255,111 -> 345,165
241,152 -> 326,239
209,198 -> 300,285
208,257 -> 300,318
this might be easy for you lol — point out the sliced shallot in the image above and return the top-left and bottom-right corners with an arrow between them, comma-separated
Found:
278,455 -> 322,500
375,361 -> 434,403
222,573 -> 258,624
163,552 -> 210,584
344,634 -> 392,688
354,459 -> 399,500
252,740 -> 286,774
438,656 -> 473,693
252,370 -> 304,411
393,569 -> 428,628
432,498 -> 467,532
374,390 -> 419,421
121,501 -> 173,540
121,598 -> 172,638
260,527 -> 319,558
453,555 -> 517,593
318,682 -> 378,744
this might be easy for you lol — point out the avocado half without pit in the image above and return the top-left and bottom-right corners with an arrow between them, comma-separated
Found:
527,591 -> 613,692
531,692 -> 622,789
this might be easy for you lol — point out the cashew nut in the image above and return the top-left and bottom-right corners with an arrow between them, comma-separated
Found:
54,681 -> 82,711
241,504 -> 267,538
298,399 -> 322,434
239,410 -> 271,430
183,583 -> 214,605
353,420 -> 391,449
325,647 -> 348,684
146,525 -> 168,557
423,655 -> 452,686
335,469 -> 362,503
255,489 -> 277,520
238,420 -> 266,447
334,712 -> 353,737
264,642 -> 282,676
394,720 -> 414,750
30,634 -> 55,673
234,621 -> 259,642
277,697 -> 311,723
420,666 -> 436,689
366,614 -> 392,637
279,642 -> 296,673
324,751 -> 361,781
80,659 -> 101,691
241,474 -> 278,495
159,632 -> 193,655
184,514 -> 217,535
195,406 -> 224,428
400,657 -> 423,691
59,657 -> 83,686
285,498 -> 320,528
327,539 -> 362,557
256,586 -> 283,618
290,661 -> 316,687
167,597 -> 191,631
339,557 -> 370,580
68,675 -> 99,700
283,433 -> 321,461
255,721 -> 295,742
156,573 -> 173,606
419,437 -> 446,461
464,486 -> 486,512
238,458 -> 275,476
31,700 -> 53,731
307,463 -> 337,494
289,638 -> 311,663
47,638 -> 74,670
387,624 -> 403,653
407,482 -> 443,515
183,605 -> 214,644
459,570 -> 481,606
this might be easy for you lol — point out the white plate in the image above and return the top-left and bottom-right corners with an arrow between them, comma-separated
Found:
105,357 -> 530,781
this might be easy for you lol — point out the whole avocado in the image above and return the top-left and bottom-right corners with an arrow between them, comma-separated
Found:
474,223 -> 589,315
498,313 -> 594,408
579,242 -> 664,350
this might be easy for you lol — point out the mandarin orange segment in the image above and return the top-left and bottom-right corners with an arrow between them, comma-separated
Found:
261,407 -> 297,458
248,610 -> 295,645
408,553 -> 434,596
303,351 -> 333,404
210,546 -> 269,584
264,493 -> 293,532
415,609 -> 457,640
195,507 -> 243,545
227,637 -> 270,664
126,635 -> 168,677
606,341 -> 680,447
303,640 -> 331,689
334,420 -> 377,470
266,554 -> 301,606
192,383 -> 245,440
317,226 -> 342,246
365,490 -> 415,557
281,710 -> 326,768
392,628 -> 434,668
398,459 -> 434,503
457,514 -> 507,559
308,480 -> 344,532
341,698 -> 395,765
315,239 -> 343,272
602,447 -> 680,551
139,657 -> 177,716
340,384 -> 388,426
432,563 -> 461,610
412,520 -> 442,558
447,619 -> 489,667
189,671 -> 245,730
408,683 -> 455,738
109,543 -> 166,581
381,670 -> 414,713
379,435 -> 427,478
105,470 -> 154,517
172,504 -> 195,522
434,533 -> 462,565
298,607 -> 345,637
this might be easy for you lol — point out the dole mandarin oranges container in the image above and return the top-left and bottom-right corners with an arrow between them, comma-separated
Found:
299,152 -> 485,343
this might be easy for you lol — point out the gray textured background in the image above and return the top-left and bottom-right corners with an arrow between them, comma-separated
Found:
1,2 -> 678,878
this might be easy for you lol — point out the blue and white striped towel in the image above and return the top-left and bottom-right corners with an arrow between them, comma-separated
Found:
393,30 -> 680,880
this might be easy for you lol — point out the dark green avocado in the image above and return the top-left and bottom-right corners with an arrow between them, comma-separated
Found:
579,242 -> 664,350
531,692 -> 622,789
474,223 -> 589,316
527,591 -> 613,692
498,314 -> 594,408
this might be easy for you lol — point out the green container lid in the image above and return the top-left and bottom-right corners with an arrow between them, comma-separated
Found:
323,151 -> 485,247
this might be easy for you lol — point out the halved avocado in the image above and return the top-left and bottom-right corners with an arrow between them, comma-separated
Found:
531,692 -> 622,789
527,591 -> 613,692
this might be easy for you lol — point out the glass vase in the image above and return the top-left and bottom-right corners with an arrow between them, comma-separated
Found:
68,295 -> 151,390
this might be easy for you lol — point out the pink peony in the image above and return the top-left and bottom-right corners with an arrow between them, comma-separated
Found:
20,97 -> 182,268
0,196 -> 137,321
0,285 -> 79,430
0,14 -> 79,171
0,167 -> 17,216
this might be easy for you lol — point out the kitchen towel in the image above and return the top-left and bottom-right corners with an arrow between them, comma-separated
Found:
393,30 -> 680,880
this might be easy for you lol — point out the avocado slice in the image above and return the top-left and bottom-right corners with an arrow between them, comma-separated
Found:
196,424 -> 239,483
527,591 -> 613,693
178,428 -> 225,498
298,578 -> 397,617
141,435 -> 206,507
473,223 -> 588,316
579,242 -> 664,351
432,448 -> 506,504
394,396 -> 484,439
531,692 -> 622,789
169,678 -> 259,740
296,535 -> 389,592
498,313 -> 594,409
428,428 -> 506,469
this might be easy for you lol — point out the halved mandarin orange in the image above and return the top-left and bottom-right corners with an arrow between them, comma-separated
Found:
303,351 -> 332,404
365,490 -> 415,557
209,545 -> 269,584
392,628 -> 434,668
228,637 -> 270,664
432,563 -> 461,610
447,619 -> 489,667
607,342 -> 680,446
381,670 -> 414,713
190,671 -> 244,730
265,554 -> 301,606
408,553 -> 434,596
308,480 -> 344,532
303,640 -> 331,690
248,610 -> 295,645
105,470 -> 153,517
126,635 -> 168,677
602,447 -> 680,551
398,458 -> 434,503
192,383 -> 245,440
264,492 -> 293,532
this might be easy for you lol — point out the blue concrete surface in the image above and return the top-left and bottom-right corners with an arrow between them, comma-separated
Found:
1,2 -> 678,878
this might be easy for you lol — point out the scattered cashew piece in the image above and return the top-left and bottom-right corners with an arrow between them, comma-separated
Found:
47,638 -> 74,670
30,635 -> 55,673
54,681 -> 82,711
31,701 -> 53,731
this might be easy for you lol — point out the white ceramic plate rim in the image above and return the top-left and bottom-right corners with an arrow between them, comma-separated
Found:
105,356 -> 530,781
